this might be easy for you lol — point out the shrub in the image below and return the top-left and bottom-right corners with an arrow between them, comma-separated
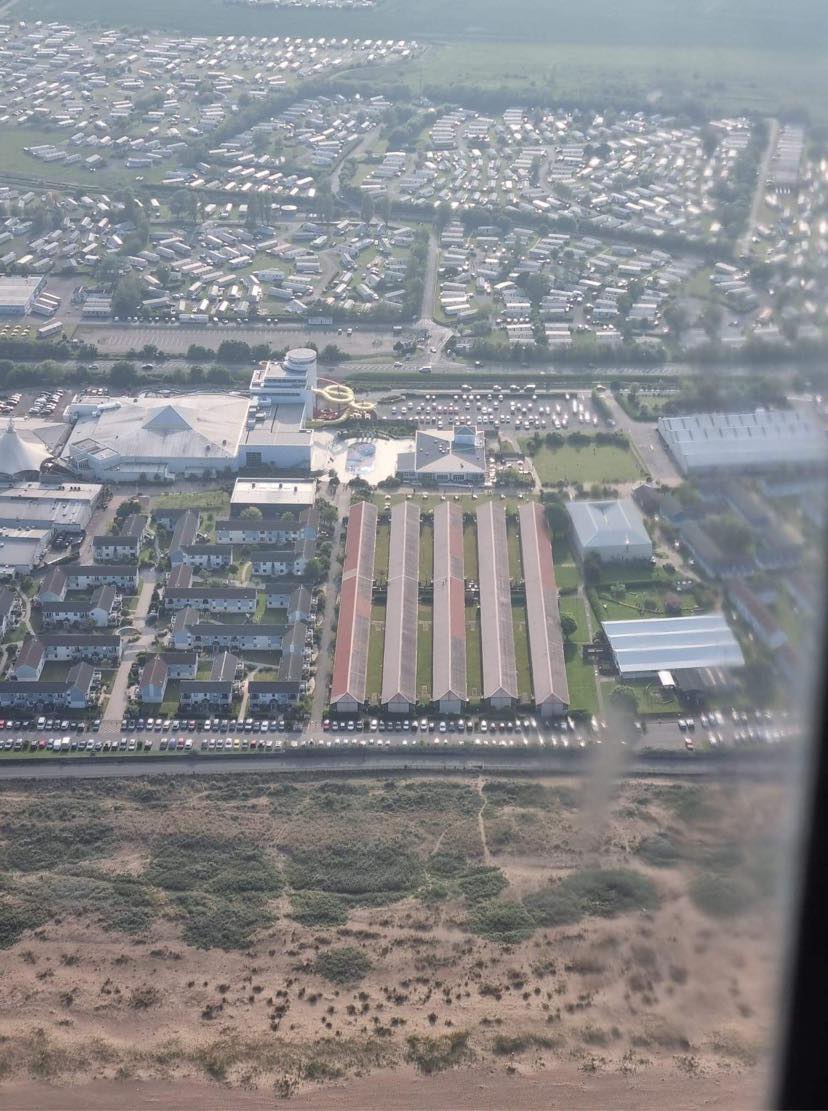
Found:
175,891 -> 272,950
456,867 -> 507,904
523,885 -> 585,927
405,1031 -> 472,1074
313,946 -> 372,985
2,821 -> 116,873
558,869 -> 660,917
468,900 -> 535,944
523,868 -> 660,928
290,892 -> 349,927
286,842 -> 422,902
689,874 -> 758,918
0,899 -> 46,949
637,834 -> 681,868
145,834 -> 282,898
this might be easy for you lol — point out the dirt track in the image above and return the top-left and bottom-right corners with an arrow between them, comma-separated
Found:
1,1062 -> 766,1111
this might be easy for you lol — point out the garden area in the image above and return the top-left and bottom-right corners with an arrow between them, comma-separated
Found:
521,434 -> 644,487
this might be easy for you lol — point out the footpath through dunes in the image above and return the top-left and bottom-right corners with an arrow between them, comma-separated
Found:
0,1063 -> 766,1110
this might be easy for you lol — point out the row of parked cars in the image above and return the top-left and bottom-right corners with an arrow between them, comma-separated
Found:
122,716 -> 296,733
321,716 -> 559,734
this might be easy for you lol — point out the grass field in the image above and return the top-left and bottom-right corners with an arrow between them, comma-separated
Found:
419,522 -> 434,585
511,602 -> 533,705
507,525 -> 523,582
553,535 -> 581,591
463,522 -> 479,581
523,440 -> 644,486
558,594 -> 600,715
153,491 -> 231,513
591,584 -> 705,623
417,602 -> 433,704
366,602 -> 386,705
466,604 -> 483,702
374,522 -> 390,581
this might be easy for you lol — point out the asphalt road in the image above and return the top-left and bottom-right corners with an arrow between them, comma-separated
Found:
0,749 -> 787,782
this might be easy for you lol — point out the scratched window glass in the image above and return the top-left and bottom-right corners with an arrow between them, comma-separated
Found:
0,0 -> 824,1107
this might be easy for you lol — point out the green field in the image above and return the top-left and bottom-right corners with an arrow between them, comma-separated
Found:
465,604 -> 483,702
553,535 -> 580,591
511,602 -> 533,705
559,595 -> 600,715
366,602 -> 386,706
419,522 -> 434,585
374,522 -> 390,581
590,583 -> 705,623
507,525 -> 524,582
524,440 -> 644,486
463,522 -> 479,581
153,491 -> 231,513
417,602 -> 433,704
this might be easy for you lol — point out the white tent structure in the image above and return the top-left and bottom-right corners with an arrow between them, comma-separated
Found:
0,419 -> 50,481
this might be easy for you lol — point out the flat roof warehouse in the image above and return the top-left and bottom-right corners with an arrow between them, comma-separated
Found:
603,614 -> 745,679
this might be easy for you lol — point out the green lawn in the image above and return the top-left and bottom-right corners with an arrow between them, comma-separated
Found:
523,439 -> 644,486
559,595 -> 600,715
159,681 -> 182,718
463,522 -> 479,581
417,602 -> 432,704
590,583 -> 705,622
466,605 -> 483,703
507,522 -> 523,582
153,491 -> 231,513
374,522 -> 390,581
552,534 -> 580,590
419,522 -> 434,585
511,602 -> 533,705
366,602 -> 386,705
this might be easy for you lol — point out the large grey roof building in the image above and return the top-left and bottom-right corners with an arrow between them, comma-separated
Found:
330,500 -> 377,713
64,394 -> 251,482
476,501 -> 518,708
519,502 -> 569,717
567,497 -> 652,563
603,613 -> 745,678
432,502 -> 467,715
381,501 -> 420,712
658,409 -> 825,474
396,426 -> 486,486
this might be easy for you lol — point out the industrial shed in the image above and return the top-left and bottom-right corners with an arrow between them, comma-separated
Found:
330,500 -> 377,713
477,501 -> 518,708
381,501 -> 420,713
432,501 -> 467,714
603,613 -> 745,679
566,497 -> 652,563
519,503 -> 569,717
657,410 -> 825,475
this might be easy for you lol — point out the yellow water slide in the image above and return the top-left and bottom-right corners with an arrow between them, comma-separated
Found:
312,381 -> 375,423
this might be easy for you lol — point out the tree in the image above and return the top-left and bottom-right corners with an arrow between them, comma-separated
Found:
109,361 -> 138,389
700,302 -> 723,340
360,192 -> 374,224
561,614 -> 578,640
169,188 -> 197,222
304,557 -> 325,583
543,497 -> 571,538
111,273 -> 143,319
610,685 -> 637,712
583,551 -> 603,585
240,507 -> 263,521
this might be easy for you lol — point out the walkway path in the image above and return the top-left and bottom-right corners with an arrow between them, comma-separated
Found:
309,485 -> 348,725
102,573 -> 156,729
